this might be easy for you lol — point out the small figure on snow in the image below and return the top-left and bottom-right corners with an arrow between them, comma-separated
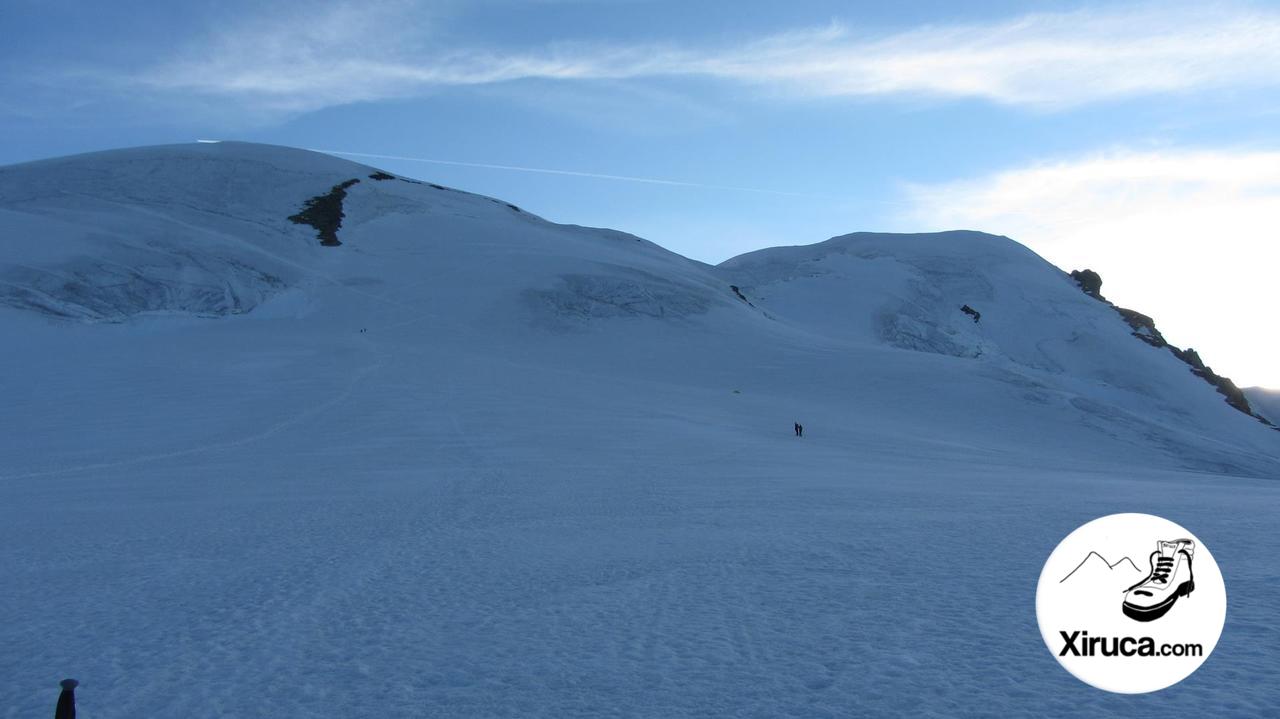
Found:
960,305 -> 981,323
794,422 -> 804,437
55,678 -> 78,719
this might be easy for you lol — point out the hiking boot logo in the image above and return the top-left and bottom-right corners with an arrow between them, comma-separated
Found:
1036,514 -> 1227,694
1121,539 -> 1195,623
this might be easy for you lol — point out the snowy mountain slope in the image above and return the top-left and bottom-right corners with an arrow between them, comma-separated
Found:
719,232 -> 1280,474
0,143 -> 734,324
3,144 -> 1272,475
2,143 -> 1279,717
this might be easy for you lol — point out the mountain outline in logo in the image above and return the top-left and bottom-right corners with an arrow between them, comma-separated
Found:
1059,551 -> 1143,584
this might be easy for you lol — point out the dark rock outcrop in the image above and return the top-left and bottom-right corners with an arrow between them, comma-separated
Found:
1069,269 -> 1272,426
729,285 -> 755,307
1070,269 -> 1105,300
288,178 -> 361,246
1115,307 -> 1167,347
1168,346 -> 1260,420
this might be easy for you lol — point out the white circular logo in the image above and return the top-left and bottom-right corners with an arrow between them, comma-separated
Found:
1036,513 -> 1226,693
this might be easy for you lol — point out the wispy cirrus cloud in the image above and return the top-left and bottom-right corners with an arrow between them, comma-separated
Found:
124,2 -> 1280,115
899,148 -> 1280,386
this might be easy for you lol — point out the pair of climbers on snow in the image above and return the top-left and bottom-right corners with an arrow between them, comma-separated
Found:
794,422 -> 804,437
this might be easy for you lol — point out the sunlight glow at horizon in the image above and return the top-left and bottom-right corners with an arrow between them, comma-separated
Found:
903,150 -> 1280,389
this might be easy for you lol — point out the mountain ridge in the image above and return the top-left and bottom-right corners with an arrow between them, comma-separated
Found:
2,141 -> 1278,478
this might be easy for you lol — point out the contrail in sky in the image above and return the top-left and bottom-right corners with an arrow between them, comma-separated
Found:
300,147 -> 825,198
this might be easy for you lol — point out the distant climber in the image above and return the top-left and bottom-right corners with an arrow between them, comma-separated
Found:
794,422 -> 804,437
961,305 -> 981,323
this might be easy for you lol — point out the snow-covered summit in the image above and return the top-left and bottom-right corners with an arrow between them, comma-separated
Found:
2,141 -> 1276,476
0,141 -> 729,324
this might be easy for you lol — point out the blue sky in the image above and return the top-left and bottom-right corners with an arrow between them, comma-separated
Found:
3,0 -> 1278,387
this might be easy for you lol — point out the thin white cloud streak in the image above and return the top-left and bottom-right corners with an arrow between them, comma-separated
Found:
305,147 -> 824,197
131,2 -> 1280,113
900,149 -> 1280,388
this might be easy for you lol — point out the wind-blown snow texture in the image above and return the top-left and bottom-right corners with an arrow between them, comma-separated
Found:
2,143 -> 1277,717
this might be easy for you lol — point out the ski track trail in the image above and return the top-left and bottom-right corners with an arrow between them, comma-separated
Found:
0,357 -> 384,481
1,197 -> 459,483
7,266 -> 512,713
104,354 -> 493,715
